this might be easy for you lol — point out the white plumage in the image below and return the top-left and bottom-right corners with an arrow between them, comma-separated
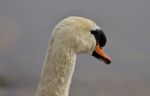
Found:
35,16 -> 111,96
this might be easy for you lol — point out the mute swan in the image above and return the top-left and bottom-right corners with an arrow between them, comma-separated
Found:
35,16 -> 111,96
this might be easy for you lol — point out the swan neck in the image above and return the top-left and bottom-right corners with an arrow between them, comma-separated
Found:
35,46 -> 76,96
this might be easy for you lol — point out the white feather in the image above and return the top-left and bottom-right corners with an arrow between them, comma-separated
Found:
35,16 -> 99,96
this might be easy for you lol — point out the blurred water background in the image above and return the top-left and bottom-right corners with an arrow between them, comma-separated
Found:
0,0 -> 150,96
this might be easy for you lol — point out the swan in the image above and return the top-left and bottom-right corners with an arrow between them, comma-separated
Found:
35,16 -> 111,96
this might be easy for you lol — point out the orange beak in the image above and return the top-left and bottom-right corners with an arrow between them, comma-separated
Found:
92,43 -> 111,64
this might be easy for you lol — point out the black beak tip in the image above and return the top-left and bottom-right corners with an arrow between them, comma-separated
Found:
103,59 -> 111,64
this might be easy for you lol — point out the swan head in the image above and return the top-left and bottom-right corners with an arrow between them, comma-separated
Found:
51,16 -> 111,64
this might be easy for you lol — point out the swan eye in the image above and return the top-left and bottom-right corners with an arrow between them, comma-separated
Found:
91,30 -> 97,34
90,29 -> 107,47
